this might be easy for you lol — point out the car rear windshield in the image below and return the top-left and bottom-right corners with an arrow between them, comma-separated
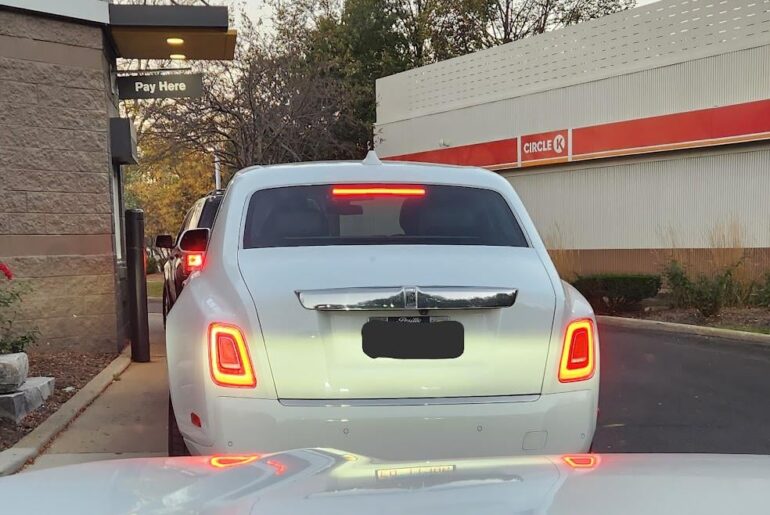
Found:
198,195 -> 223,229
243,184 -> 528,248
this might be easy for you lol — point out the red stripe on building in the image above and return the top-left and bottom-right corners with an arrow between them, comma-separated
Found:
572,99 -> 770,158
381,99 -> 770,169
386,137 -> 517,167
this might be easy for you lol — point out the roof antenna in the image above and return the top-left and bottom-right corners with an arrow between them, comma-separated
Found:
362,149 -> 382,165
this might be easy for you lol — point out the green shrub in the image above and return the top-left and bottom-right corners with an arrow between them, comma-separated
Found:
146,251 -> 163,275
662,261 -> 692,308
571,274 -> 661,314
724,276 -> 755,307
0,332 -> 37,354
752,273 -> 770,308
662,260 -> 747,317
0,262 -> 38,354
690,270 -> 734,318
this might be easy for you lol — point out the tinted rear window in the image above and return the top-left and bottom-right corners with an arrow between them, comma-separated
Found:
243,184 -> 528,248
198,196 -> 223,229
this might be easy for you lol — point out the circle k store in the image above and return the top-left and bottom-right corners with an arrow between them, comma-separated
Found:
375,0 -> 770,280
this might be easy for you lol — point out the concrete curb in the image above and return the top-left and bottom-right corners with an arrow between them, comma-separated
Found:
598,315 -> 770,346
0,347 -> 132,476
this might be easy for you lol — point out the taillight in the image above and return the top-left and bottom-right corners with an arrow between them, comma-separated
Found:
183,252 -> 204,274
332,185 -> 426,197
558,319 -> 596,383
209,323 -> 256,387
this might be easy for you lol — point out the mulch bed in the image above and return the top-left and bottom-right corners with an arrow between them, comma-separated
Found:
0,350 -> 115,451
624,307 -> 770,333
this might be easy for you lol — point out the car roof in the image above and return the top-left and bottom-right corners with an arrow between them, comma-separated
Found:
229,159 -> 511,193
202,189 -> 226,199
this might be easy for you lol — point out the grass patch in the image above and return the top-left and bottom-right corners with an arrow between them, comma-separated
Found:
146,276 -> 164,298
636,307 -> 770,336
715,324 -> 770,335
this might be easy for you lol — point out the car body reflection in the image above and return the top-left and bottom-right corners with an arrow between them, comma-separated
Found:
1,450 -> 770,514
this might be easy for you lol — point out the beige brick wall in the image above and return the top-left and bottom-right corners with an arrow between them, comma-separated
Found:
0,9 -> 119,353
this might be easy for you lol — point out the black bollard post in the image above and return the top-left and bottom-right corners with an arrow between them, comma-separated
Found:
125,209 -> 151,363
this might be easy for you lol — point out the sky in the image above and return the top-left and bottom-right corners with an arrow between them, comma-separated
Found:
237,0 -> 272,26
235,0 -> 661,28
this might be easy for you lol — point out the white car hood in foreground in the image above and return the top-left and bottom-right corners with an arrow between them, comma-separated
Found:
3,451 -> 769,514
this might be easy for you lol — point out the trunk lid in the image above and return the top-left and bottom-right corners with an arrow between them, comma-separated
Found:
238,245 -> 556,399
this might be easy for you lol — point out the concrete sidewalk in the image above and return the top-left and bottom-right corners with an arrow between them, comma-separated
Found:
26,314 -> 169,471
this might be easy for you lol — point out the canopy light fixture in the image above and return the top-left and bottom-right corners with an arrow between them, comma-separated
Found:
166,37 -> 185,45
170,53 -> 187,60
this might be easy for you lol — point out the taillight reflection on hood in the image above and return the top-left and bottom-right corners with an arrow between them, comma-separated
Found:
210,455 -> 262,468
563,454 -> 598,469
266,459 -> 287,475
209,455 -> 287,476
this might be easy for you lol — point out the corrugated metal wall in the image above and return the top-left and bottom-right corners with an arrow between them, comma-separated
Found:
377,0 -> 770,127
502,144 -> 770,249
376,44 -> 770,157
545,248 -> 770,279
374,0 -> 770,274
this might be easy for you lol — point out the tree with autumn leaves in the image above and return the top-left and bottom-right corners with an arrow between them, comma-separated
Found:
123,141 -> 227,242
124,0 -> 634,237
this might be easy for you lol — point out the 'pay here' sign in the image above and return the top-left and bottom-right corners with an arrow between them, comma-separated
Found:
117,73 -> 203,100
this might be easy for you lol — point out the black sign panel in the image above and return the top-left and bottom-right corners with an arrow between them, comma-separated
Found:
117,73 -> 203,100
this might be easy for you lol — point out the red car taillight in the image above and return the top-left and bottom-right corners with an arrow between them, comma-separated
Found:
209,323 -> 256,388
558,319 -> 596,383
183,252 -> 204,274
331,185 -> 426,197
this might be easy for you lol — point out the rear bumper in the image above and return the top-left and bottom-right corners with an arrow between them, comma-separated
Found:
185,389 -> 597,459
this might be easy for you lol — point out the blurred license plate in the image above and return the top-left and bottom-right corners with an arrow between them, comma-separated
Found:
376,465 -> 456,480
362,319 -> 463,359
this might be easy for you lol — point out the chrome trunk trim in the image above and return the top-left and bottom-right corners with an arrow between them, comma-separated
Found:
295,286 -> 517,311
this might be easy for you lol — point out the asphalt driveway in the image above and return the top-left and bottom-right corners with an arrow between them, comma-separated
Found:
594,324 -> 770,454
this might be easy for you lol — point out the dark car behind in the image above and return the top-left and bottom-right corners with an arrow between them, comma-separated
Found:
154,190 -> 224,324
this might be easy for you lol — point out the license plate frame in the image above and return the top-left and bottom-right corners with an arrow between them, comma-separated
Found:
367,316 -> 449,324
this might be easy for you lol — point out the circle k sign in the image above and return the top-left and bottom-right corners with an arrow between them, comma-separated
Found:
553,134 -> 566,154
521,129 -> 570,162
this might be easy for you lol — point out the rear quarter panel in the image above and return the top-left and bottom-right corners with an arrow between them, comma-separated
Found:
166,266 -> 279,446
541,281 -> 600,398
